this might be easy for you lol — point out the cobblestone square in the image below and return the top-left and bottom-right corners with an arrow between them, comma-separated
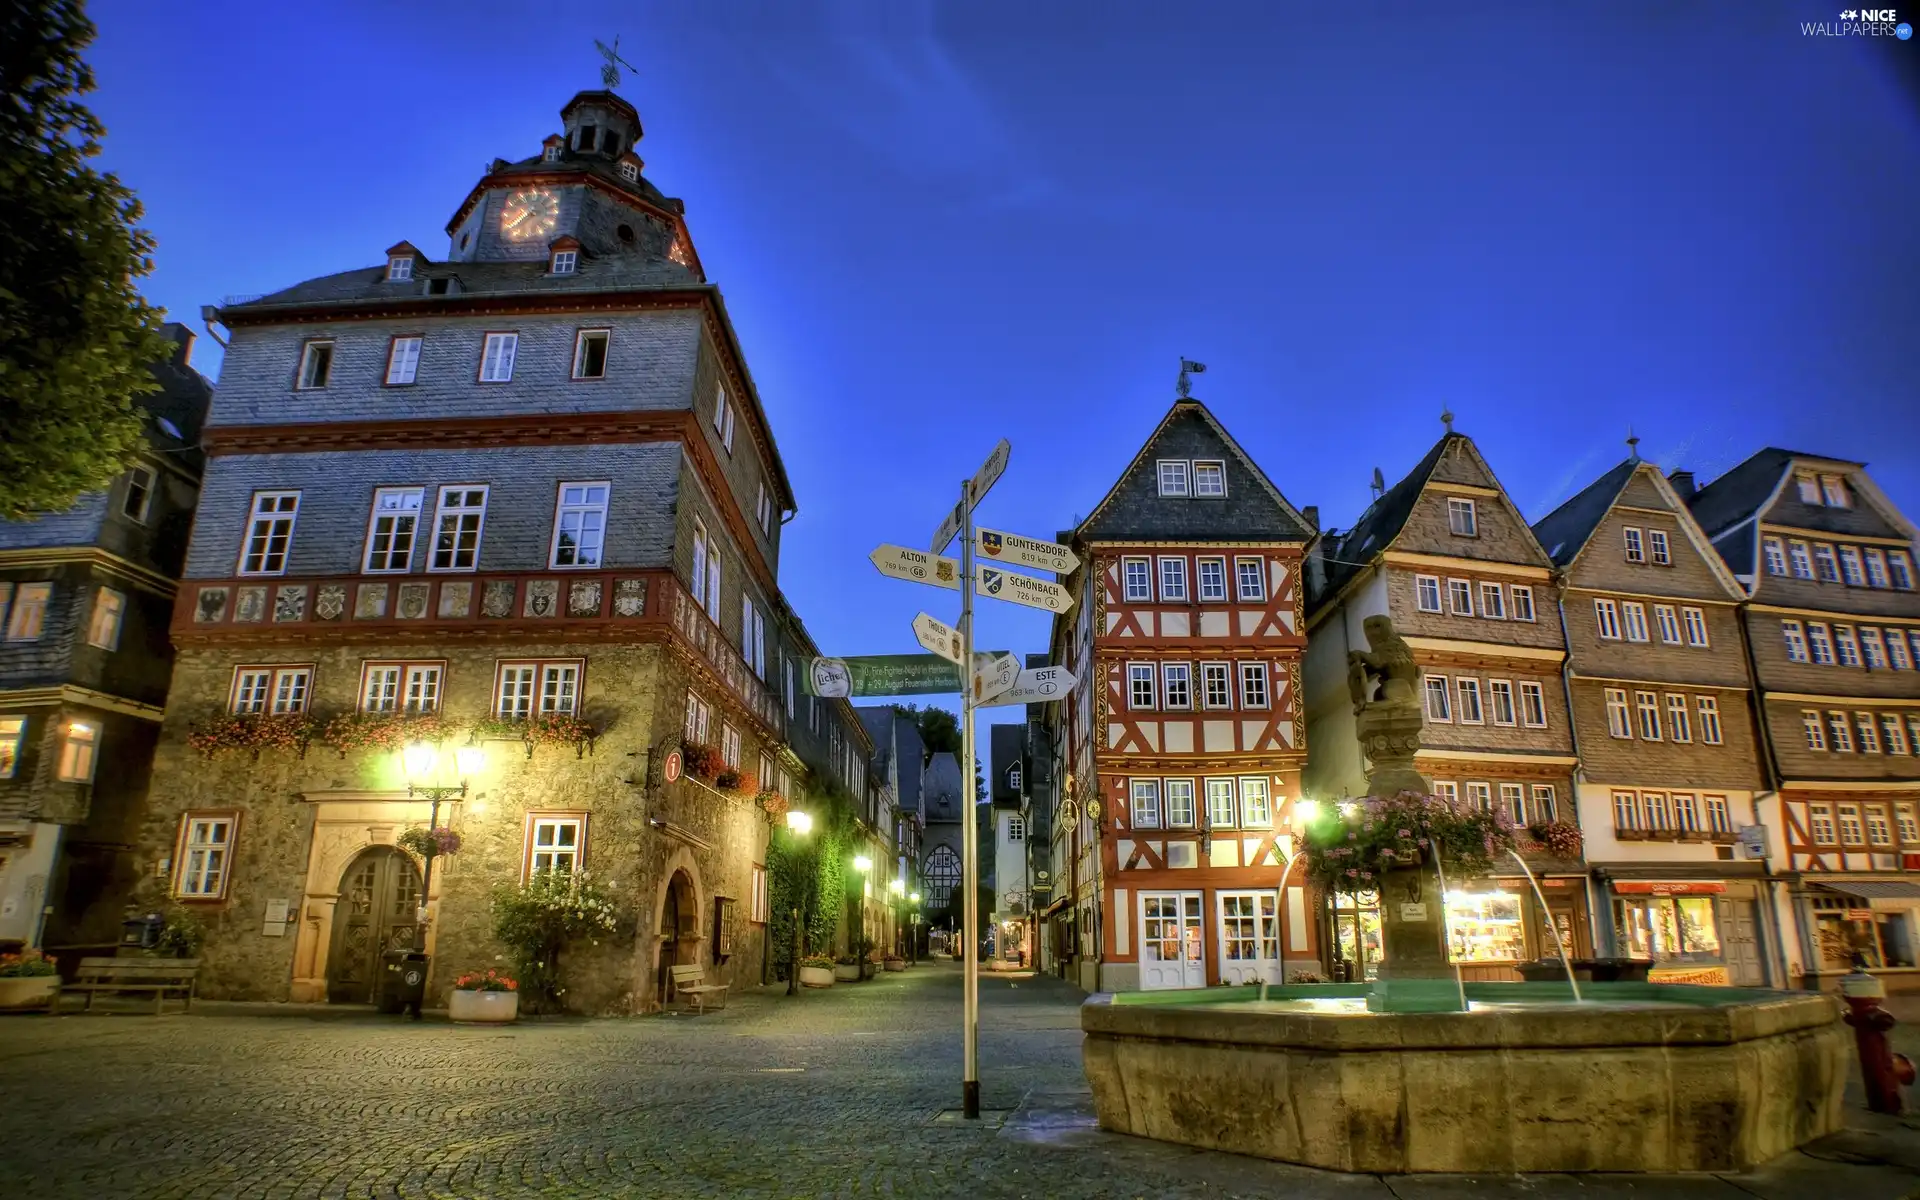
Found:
3,965 -> 1919,1199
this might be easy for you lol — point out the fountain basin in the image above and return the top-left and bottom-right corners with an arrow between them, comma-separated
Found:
1081,983 -> 1846,1173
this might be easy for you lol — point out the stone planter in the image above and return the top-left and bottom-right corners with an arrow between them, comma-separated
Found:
798,966 -> 835,988
448,989 -> 519,1023
0,975 -> 60,1012
884,959 -> 906,972
832,964 -> 861,983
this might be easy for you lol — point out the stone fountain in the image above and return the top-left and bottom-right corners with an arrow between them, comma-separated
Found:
1081,616 -> 1847,1173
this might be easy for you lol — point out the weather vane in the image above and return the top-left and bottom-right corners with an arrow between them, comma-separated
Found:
1176,358 -> 1207,399
595,35 -> 637,90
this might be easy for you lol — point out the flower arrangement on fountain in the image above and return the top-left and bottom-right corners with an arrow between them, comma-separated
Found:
396,824 -> 463,860
1523,819 -> 1584,860
1298,790 -> 1517,893
186,712 -> 317,758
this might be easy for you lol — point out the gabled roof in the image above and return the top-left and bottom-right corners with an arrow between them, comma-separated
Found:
989,724 -> 1025,807
1073,398 -> 1314,545
1314,433 -> 1450,602
1685,446 -> 1913,550
1684,448 -> 1801,539
1532,459 -> 1638,566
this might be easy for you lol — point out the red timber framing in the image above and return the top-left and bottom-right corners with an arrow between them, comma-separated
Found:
1086,542 -> 1318,985
1779,787 -> 1920,875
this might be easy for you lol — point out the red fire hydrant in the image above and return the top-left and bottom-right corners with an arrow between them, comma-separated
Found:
1841,968 -> 1914,1115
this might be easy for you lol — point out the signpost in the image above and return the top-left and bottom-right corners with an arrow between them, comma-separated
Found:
869,545 -> 961,590
970,652 -> 1018,704
975,566 -> 1075,614
912,612 -> 964,664
975,527 -> 1077,575
979,665 -> 1078,707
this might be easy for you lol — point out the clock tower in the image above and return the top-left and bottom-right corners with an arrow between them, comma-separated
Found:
444,89 -> 700,278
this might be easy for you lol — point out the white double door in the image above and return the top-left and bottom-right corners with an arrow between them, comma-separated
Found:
1216,890 -> 1283,985
1138,891 -> 1205,990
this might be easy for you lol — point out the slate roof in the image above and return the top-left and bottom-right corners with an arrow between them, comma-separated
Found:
989,724 -> 1025,807
924,752 -> 964,822
1313,433 -> 1453,604
1531,458 -> 1638,566
220,255 -> 700,316
1684,448 -> 1801,539
1684,447 -> 1902,549
147,323 -> 213,455
1074,399 -> 1315,545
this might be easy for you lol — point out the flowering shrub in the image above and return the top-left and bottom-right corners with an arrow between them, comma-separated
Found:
489,869 -> 622,1012
187,712 -> 315,758
727,771 -> 760,798
321,711 -> 455,755
1525,819 -> 1584,860
1284,969 -> 1328,984
683,742 -> 723,780
0,950 -> 58,978
396,826 -> 463,860
1300,790 -> 1516,894
526,712 -> 595,748
452,968 -> 517,992
157,910 -> 204,958
758,790 -> 789,820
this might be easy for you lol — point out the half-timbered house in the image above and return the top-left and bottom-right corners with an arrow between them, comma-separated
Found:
1304,421 -> 1585,982
1044,397 -> 1319,992
1684,450 -> 1920,993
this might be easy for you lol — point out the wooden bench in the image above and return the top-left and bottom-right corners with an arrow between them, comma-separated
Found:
59,957 -> 200,1014
669,964 -> 728,1013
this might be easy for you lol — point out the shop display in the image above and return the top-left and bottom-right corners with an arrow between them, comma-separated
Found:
1445,890 -> 1525,964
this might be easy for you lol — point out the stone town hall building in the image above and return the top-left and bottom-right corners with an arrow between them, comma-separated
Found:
132,89 -> 879,1011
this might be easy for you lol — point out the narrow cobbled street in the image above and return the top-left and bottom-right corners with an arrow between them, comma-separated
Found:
2,964 -> 1917,1199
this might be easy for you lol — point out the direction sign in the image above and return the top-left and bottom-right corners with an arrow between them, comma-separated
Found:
931,500 -> 963,555
975,565 -> 1075,614
970,653 -> 1019,704
870,544 -> 961,590
913,612 -> 964,664
981,665 -> 1078,706
966,438 -> 1012,507
976,527 -> 1077,575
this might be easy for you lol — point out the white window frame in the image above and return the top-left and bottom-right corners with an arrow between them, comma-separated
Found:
1782,619 -> 1808,663
549,481 -> 610,569
1865,549 -> 1890,589
1697,696 -> 1723,745
1889,633 -> 1913,671
495,660 -> 582,719
1530,784 -> 1557,822
1890,551 -> 1915,590
1623,526 -> 1644,563
1500,783 -> 1527,826
123,465 -> 155,522
174,814 -> 236,898
1446,578 -> 1474,616
1239,777 -> 1272,827
1653,604 -> 1682,644
1127,663 -> 1156,710
1666,693 -> 1692,743
362,486 -> 424,574
1796,473 -> 1821,503
1613,791 -> 1641,831
1465,782 -> 1493,813
1593,598 -> 1621,640
1604,687 -> 1632,739
428,486 -> 489,572
1193,461 -> 1226,497
1822,475 -> 1851,507
1455,677 -> 1484,724
1205,778 -> 1237,828
1763,537 -> 1787,576
1415,574 -> 1442,613
550,249 -> 577,275
1861,627 -> 1886,669
1425,675 -> 1453,723
1814,544 -> 1840,583
1649,529 -> 1671,566
571,328 -> 610,379
525,814 -> 585,878
1200,662 -> 1231,709
360,661 -> 444,713
1235,557 -> 1265,602
1198,557 -> 1228,602
1162,663 -> 1192,710
296,339 -> 334,390
1130,779 -> 1161,828
1635,691 -> 1662,741
1802,710 -> 1826,751
1478,581 -> 1505,619
1156,460 -> 1190,497
1620,601 -> 1649,643
1681,606 -> 1710,648
1122,557 -> 1152,602
713,383 -> 735,453
479,332 -> 518,383
1447,497 -> 1477,537
57,720 -> 98,782
1808,803 -> 1835,845
1828,712 -> 1854,753
1239,661 -> 1269,709
1163,779 -> 1196,827
722,724 -> 741,768
1788,541 -> 1814,579
86,586 -> 125,650
0,716 -> 22,780
384,335 -> 422,386
230,665 -> 312,715
1488,679 -> 1515,726
1007,815 -> 1026,841
1509,584 -> 1536,622
387,255 -> 413,282
238,491 -> 301,576
1519,680 -> 1548,728
684,693 -> 711,745
1835,625 -> 1860,667
1840,546 -> 1866,587
1157,556 -> 1189,602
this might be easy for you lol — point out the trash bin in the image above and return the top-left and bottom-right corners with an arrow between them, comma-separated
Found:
121,912 -> 165,951
380,950 -> 430,1016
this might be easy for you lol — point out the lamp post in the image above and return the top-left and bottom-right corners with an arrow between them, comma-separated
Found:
851,854 -> 872,978
397,741 -> 483,1018
785,810 -> 813,997
909,892 -> 922,964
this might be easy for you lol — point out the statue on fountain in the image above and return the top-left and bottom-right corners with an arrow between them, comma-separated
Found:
1347,615 -> 1430,796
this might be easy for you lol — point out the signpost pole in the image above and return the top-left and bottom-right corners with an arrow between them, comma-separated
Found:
959,476 -> 981,1120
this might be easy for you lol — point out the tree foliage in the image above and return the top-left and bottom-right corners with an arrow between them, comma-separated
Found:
892,704 -> 961,762
0,0 -> 176,518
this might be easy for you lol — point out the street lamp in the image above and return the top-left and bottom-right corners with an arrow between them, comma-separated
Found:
396,741 -> 483,1018
785,810 -> 813,996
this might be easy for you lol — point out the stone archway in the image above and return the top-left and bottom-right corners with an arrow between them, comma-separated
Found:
650,846 -> 705,1009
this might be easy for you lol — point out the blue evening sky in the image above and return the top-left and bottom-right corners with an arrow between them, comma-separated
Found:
87,1 -> 1919,731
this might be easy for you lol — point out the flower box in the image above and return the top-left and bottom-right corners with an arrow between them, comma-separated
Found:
884,958 -> 906,972
449,989 -> 519,1023
832,963 -> 861,982
798,965 -> 835,988
0,975 -> 59,1011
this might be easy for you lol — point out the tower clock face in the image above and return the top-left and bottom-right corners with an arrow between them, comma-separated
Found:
500,189 -> 559,240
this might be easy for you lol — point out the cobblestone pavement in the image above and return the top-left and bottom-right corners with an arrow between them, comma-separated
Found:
3,964 -> 1919,1199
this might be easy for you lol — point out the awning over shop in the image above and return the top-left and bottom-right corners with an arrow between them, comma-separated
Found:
1813,881 -> 1920,905
1613,881 -> 1726,896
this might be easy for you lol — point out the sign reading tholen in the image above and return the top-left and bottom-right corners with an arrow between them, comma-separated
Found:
975,526 -> 1077,574
912,612 -> 965,664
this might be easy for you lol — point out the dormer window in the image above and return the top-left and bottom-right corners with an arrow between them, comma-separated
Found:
604,133 -> 621,156
551,250 -> 577,275
387,255 -> 413,282
1447,497 -> 1478,537
1157,460 -> 1190,496
543,144 -> 561,162
577,124 -> 597,151
1821,474 -> 1851,507
1796,473 -> 1821,503
619,161 -> 638,183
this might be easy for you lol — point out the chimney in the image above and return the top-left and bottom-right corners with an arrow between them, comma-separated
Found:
160,321 -> 195,367
1302,505 -> 1320,531
1668,469 -> 1696,500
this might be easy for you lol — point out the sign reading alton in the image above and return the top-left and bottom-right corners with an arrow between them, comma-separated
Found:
869,544 -> 960,590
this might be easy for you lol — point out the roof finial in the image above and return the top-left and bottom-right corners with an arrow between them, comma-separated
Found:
1626,427 -> 1641,461
595,35 -> 637,90
1176,358 -> 1207,400
1440,406 -> 1455,433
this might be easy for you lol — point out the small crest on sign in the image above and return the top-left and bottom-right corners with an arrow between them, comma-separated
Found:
982,568 -> 1004,595
934,560 -> 957,584
981,530 -> 1004,557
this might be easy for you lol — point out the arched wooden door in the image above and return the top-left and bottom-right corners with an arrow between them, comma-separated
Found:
327,847 -> 422,1004
657,870 -> 697,1006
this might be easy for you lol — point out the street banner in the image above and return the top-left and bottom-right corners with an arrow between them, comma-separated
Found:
803,653 -> 1018,698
